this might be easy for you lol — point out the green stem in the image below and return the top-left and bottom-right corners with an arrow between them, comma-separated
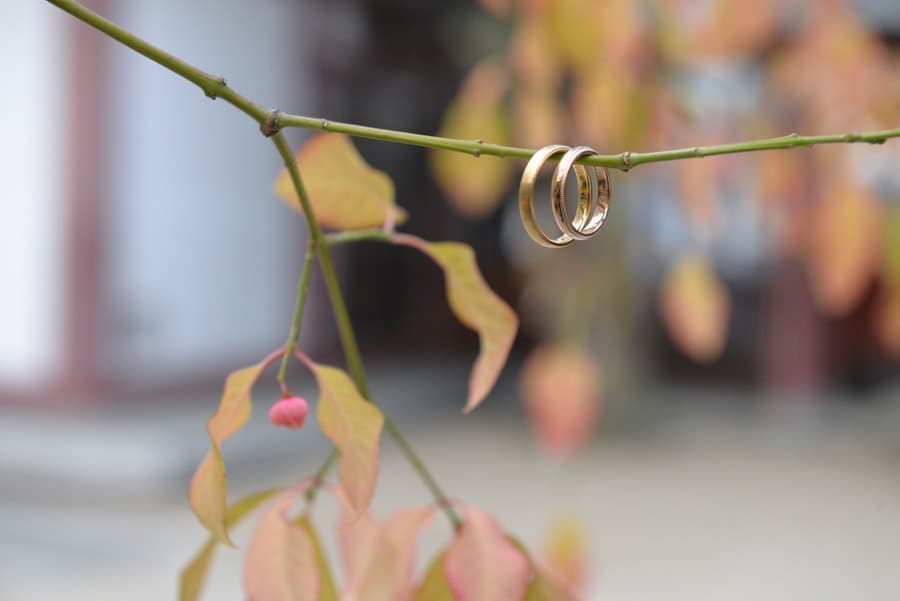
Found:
45,0 -> 899,170
326,229 -> 392,246
276,241 -> 316,392
273,133 -> 461,528
271,133 -> 369,395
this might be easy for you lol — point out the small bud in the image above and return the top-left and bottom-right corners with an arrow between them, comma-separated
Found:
268,396 -> 309,429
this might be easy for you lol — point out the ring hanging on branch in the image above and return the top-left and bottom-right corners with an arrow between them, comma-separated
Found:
519,144 -> 612,248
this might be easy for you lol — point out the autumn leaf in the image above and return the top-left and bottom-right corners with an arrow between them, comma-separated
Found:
300,356 -> 384,513
807,180 -> 882,316
430,58 -> 514,218
659,255 -> 731,363
244,490 -> 320,601
520,344 -> 603,458
393,234 -> 518,412
415,552 -> 454,601
180,489 -> 278,601
444,506 -> 531,601
274,133 -> 407,230
297,516 -> 339,601
340,504 -> 435,601
539,517 -> 588,598
189,350 -> 282,546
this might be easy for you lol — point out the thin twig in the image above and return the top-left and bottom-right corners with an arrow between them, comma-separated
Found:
275,241 -> 316,393
45,0 -> 898,171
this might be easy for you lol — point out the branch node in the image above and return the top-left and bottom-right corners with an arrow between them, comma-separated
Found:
621,151 -> 632,171
321,119 -> 330,130
260,109 -> 282,137
204,76 -> 227,99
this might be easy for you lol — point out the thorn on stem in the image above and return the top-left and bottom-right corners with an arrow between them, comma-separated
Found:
260,109 -> 282,137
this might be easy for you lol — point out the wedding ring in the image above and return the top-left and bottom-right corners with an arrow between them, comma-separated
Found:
551,146 -> 611,239
519,145 -> 591,248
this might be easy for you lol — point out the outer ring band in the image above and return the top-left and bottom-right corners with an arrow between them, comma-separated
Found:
519,144 -> 591,248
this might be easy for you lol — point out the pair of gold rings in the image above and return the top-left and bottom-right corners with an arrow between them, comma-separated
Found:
518,145 -> 612,248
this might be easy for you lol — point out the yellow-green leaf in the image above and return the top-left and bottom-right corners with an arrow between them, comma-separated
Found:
180,489 -> 278,601
274,133 -> 406,230
430,58 -> 513,218
305,359 -> 384,513
415,552 -> 454,601
393,235 -> 518,412
297,516 -> 339,601
189,351 -> 281,545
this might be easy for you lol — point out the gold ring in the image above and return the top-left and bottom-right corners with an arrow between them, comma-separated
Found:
520,145 -> 590,248
551,146 -> 611,239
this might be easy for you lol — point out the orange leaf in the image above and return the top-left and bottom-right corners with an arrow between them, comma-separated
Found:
807,181 -> 882,316
243,489 -> 320,601
445,506 -> 530,601
430,58 -> 513,218
302,358 -> 384,513
340,505 -> 435,601
274,134 -> 406,230
659,255 -> 731,363
520,344 -> 603,458
394,235 -> 518,412
189,351 -> 282,545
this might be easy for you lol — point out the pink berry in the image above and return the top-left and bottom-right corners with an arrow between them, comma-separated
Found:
268,396 -> 309,429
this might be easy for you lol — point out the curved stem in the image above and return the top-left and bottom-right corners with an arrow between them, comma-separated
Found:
46,0 -> 899,171
275,134 -> 462,528
276,241 -> 316,393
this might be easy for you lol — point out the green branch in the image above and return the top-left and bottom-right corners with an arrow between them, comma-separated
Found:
45,0 -> 898,171
276,241 -> 315,392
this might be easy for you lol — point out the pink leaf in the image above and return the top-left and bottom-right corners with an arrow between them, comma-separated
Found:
339,501 -> 435,601
393,234 -> 518,413
243,489 -> 320,601
189,350 -> 282,546
445,506 -> 530,601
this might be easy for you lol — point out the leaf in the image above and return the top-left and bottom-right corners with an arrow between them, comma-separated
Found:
520,344 -> 603,458
430,58 -> 513,218
244,490 -> 320,601
807,181 -> 882,316
659,255 -> 731,363
393,235 -> 518,412
297,517 -> 339,601
307,360 -> 384,513
875,284 -> 900,360
341,506 -> 435,601
180,489 -> 278,601
274,133 -> 407,230
540,517 -> 588,598
415,552 -> 454,601
444,506 -> 530,601
189,351 -> 281,545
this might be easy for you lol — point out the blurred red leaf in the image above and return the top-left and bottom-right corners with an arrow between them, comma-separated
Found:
807,180 -> 882,316
519,344 -> 603,458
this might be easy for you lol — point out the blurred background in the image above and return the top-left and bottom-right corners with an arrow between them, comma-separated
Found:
2,0 -> 900,599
